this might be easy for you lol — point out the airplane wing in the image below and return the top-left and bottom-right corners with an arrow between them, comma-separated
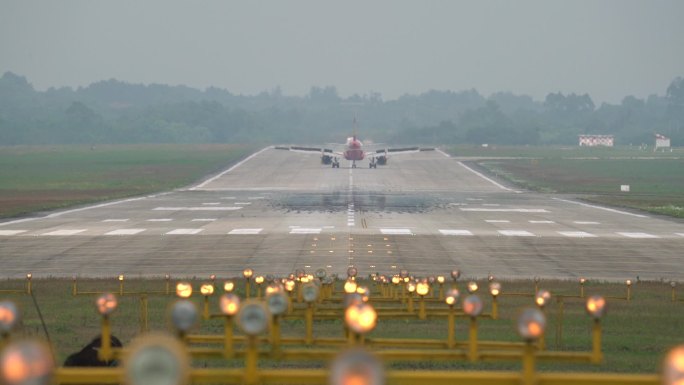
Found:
368,146 -> 434,165
275,146 -> 343,165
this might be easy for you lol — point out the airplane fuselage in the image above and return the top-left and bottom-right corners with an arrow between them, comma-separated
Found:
344,137 -> 365,161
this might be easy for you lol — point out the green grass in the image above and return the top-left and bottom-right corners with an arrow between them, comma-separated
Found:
3,278 -> 682,373
0,144 -> 256,218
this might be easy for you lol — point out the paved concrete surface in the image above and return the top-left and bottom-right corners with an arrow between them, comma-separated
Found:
1,148 -> 682,280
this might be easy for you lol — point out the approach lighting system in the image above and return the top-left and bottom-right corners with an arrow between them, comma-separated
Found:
626,279 -> 632,287
488,275 -> 495,282
437,275 -> 445,284
330,349 -> 384,385
242,268 -> 254,279
345,303 -> 377,334
462,295 -> 484,317
302,283 -> 320,303
265,283 -> 282,296
237,302 -> 270,335
124,334 -> 190,385
579,277 -> 586,284
585,295 -> 607,319
407,282 -> 416,293
347,267 -> 358,278
356,286 -> 370,303
445,289 -> 460,306
175,282 -> 193,298
315,268 -> 327,279
535,290 -> 551,308
170,300 -> 198,333
255,276 -> 265,285
223,281 -> 235,292
0,339 -> 54,385
0,301 -> 20,334
416,282 -> 430,297
489,282 -> 501,297
516,307 -> 546,341
284,280 -> 296,292
266,292 -> 289,316
26,273 -> 32,280
219,294 -> 240,316
391,276 -> 401,285
467,281 -> 479,293
451,270 -> 461,280
344,280 -> 358,294
200,283 -> 214,296
671,281 -> 677,288
663,345 -> 684,385
118,274 -> 124,282
96,293 -> 118,316
400,269 -> 409,279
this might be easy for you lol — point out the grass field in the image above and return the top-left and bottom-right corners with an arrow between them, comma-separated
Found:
447,145 -> 684,218
2,278 -> 681,373
0,144 -> 255,218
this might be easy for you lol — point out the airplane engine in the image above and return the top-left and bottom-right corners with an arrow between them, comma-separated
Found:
321,154 -> 333,165
376,155 -> 387,165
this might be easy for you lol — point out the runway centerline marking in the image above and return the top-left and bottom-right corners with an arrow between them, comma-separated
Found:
0,230 -> 27,236
486,220 -> 510,223
105,229 -> 146,236
380,228 -> 413,235
147,218 -> 173,222
461,208 -> 549,213
574,221 -> 600,225
530,220 -> 555,224
498,230 -> 536,237
41,229 -> 86,236
229,228 -> 263,235
558,231 -> 597,238
617,232 -> 659,239
439,229 -> 473,236
553,198 -> 648,218
102,219 -> 129,222
166,229 -> 203,235
192,218 -> 217,222
290,228 -> 322,234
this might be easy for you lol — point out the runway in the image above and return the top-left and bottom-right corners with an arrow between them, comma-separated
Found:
1,148 -> 683,280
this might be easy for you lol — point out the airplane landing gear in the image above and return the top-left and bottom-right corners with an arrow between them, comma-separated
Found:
352,161 -> 357,168
331,157 -> 340,168
369,156 -> 377,168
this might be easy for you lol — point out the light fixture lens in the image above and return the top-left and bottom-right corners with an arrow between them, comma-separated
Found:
266,292 -> 289,316
345,303 -> 377,334
489,282 -> 501,297
585,295 -> 607,319
0,301 -> 20,334
96,293 -> 118,316
467,281 -> 479,293
175,282 -> 193,298
237,302 -> 270,336
0,340 -> 54,385
516,307 -> 546,341
462,295 -> 483,317
219,294 -> 240,316
200,283 -> 214,296
445,288 -> 460,306
170,300 -> 198,333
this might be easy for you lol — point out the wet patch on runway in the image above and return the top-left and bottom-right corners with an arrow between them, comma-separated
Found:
272,192 -> 440,213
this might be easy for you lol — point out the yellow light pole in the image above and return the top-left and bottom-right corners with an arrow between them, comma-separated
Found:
237,302 -> 270,385
254,276 -> 265,299
445,289 -> 460,349
118,274 -> 124,296
172,284 -> 198,340
400,270 -> 409,303
625,279 -> 632,301
72,276 -> 78,296
406,282 -> 416,313
219,293 -> 240,358
200,283 -> 215,320
165,274 -> 171,295
302,283 -> 319,345
391,276 -> 401,299
534,276 -> 541,293
450,269 -> 461,289
266,290 -> 288,356
437,276 -> 446,300
579,277 -> 586,298
534,290 -> 551,351
95,293 -> 117,362
416,281 -> 430,320
25,273 -> 32,295
284,279 -> 295,313
462,295 -> 483,362
489,282 -> 501,320
243,268 -> 254,298
671,281 -> 677,302
585,295 -> 607,364
517,307 -> 546,385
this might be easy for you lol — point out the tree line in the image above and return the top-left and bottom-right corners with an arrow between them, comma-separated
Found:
0,72 -> 682,146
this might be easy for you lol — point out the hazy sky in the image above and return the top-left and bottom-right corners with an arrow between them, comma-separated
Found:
1,1 -> 683,103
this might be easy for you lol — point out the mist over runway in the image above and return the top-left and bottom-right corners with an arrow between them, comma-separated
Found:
1,148 -> 683,281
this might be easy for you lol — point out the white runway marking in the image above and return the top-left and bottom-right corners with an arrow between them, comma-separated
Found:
153,207 -> 242,211
166,229 -> 203,235
436,149 -> 451,158
498,230 -> 535,237
147,218 -> 173,222
448,203 -> 467,206
461,208 -> 549,213
574,221 -> 600,225
248,196 -> 266,200
229,228 -> 263,235
105,229 -> 146,236
102,219 -> 129,222
617,232 -> 659,239
202,202 -> 220,205
530,220 -> 555,224
235,202 -> 252,205
290,228 -> 322,234
483,204 -> 500,206
190,146 -> 272,190
192,218 -> 217,222
42,229 -> 86,236
380,228 -> 413,235
486,220 -> 510,223
439,229 -> 473,236
558,231 -> 597,238
466,198 -> 483,201
221,197 -> 236,200
677,233 -> 684,237
0,230 -> 26,236
458,162 -> 520,193
553,198 -> 648,218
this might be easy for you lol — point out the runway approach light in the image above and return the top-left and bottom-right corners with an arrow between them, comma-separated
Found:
400,269 -> 409,278
517,307 -> 546,341
223,281 -> 235,292
175,282 -> 193,298
266,292 -> 289,316
243,268 -> 254,279
445,288 -> 460,306
488,275 -> 495,282
255,276 -> 265,285
219,294 -> 241,316
489,282 -> 501,297
96,293 -> 118,316
663,345 -> 684,385
451,270 -> 461,280
585,295 -> 607,319
237,302 -> 270,335
200,284 -> 214,296
345,303 -> 377,334
437,276 -> 446,284
171,300 -> 198,333
118,275 -> 124,282
347,267 -> 358,278
26,273 -> 32,280
302,283 -> 319,303
391,276 -> 401,285
407,282 -> 416,293
356,286 -> 370,303
579,277 -> 586,284
467,281 -> 479,293
462,295 -> 484,317
0,339 -> 54,385
265,283 -> 282,296
330,349 -> 384,385
626,279 -> 632,287
124,334 -> 189,385
0,301 -> 20,334
416,282 -> 430,297
344,280 -> 358,294
535,290 -> 551,308
284,280 -> 296,292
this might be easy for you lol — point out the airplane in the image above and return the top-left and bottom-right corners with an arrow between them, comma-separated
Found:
279,119 -> 432,169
